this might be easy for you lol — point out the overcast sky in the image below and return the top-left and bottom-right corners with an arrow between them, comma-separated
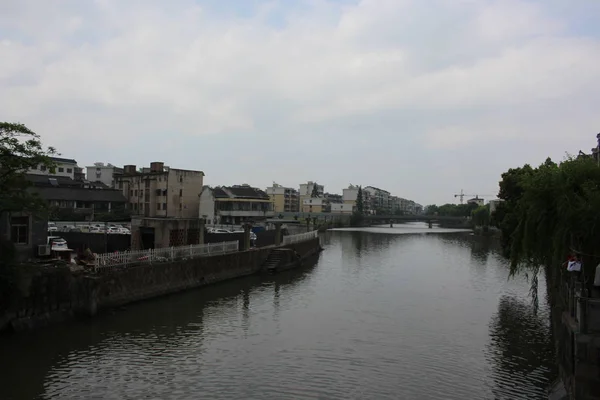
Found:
2,0 -> 600,205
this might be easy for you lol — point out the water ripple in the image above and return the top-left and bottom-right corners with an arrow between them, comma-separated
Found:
0,230 -> 556,400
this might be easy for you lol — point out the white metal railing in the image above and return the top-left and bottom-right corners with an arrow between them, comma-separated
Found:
282,230 -> 319,245
94,241 -> 239,272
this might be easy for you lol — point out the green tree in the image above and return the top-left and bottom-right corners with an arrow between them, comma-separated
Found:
311,183 -> 320,198
0,122 -> 57,214
356,186 -> 364,215
471,204 -> 490,227
425,205 -> 439,215
496,156 -> 600,295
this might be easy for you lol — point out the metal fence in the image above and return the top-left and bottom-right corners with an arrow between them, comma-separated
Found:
94,241 -> 239,272
282,230 -> 319,245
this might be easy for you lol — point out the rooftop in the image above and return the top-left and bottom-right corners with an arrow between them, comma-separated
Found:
30,186 -> 127,202
26,174 -> 82,188
50,156 -> 77,164
212,185 -> 270,200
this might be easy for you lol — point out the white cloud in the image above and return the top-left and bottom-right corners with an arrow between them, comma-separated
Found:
1,0 -> 599,203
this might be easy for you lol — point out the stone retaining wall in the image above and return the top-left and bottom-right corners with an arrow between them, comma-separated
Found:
1,238 -> 321,333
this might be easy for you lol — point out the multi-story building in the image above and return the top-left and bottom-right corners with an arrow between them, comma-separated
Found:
27,174 -> 127,219
324,193 -> 342,204
299,181 -> 324,210
467,197 -> 484,207
330,203 -> 353,214
406,200 -> 416,214
28,157 -> 79,180
115,162 -> 204,219
266,183 -> 299,213
200,184 -> 274,225
414,204 -> 423,214
86,162 -> 124,188
302,197 -> 326,213
342,185 -> 372,214
115,162 -> 205,250
390,196 -> 401,214
364,186 -> 391,214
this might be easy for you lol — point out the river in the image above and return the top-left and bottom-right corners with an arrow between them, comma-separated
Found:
0,224 -> 556,399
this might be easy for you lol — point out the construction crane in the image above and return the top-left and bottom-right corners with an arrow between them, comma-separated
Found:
453,189 -> 494,204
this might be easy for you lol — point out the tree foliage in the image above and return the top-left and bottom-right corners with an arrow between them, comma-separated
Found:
425,202 -> 478,217
496,156 -> 600,293
471,204 -> 490,227
356,186 -> 364,215
0,122 -> 57,213
311,183 -> 320,198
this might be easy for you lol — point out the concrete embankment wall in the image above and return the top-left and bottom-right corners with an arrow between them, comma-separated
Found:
1,238 -> 321,333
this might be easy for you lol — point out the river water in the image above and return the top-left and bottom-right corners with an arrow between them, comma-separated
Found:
0,224 -> 556,400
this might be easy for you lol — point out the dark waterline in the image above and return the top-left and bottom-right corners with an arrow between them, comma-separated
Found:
0,224 -> 556,399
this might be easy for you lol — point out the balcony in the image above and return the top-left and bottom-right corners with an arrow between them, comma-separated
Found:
218,210 -> 275,217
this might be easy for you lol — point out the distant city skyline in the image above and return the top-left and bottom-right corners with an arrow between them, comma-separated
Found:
3,0 -> 600,205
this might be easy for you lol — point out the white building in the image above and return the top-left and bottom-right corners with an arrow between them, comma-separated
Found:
299,181 -> 324,210
301,197 -> 326,213
200,185 -> 274,225
468,197 -> 485,207
28,157 -> 78,180
331,203 -> 353,214
488,199 -> 503,214
86,162 -> 123,188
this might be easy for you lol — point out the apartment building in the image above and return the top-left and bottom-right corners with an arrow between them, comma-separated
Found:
28,157 -> 79,180
200,184 -> 274,225
342,185 -> 372,214
266,183 -> 299,213
364,186 -> 391,214
115,162 -> 204,219
299,181 -> 324,209
86,162 -> 124,188
390,196 -> 401,213
302,197 -> 326,213
331,203 -> 353,214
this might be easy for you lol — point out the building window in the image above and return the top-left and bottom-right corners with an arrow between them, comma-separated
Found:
179,189 -> 183,196
40,165 -> 47,171
179,203 -> 182,211
130,190 -> 133,196
134,190 -> 137,196
163,203 -> 167,210
67,168 -> 72,173
157,203 -> 161,210
10,216 -> 29,245
58,167 -> 64,172
140,190 -> 144,197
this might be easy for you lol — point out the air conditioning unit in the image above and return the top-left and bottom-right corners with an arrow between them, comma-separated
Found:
38,245 -> 51,256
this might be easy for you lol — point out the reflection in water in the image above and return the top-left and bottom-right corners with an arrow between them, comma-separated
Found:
487,295 -> 557,400
0,229 -> 556,400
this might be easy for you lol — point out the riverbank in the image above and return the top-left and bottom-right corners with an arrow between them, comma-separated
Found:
0,237 -> 322,334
